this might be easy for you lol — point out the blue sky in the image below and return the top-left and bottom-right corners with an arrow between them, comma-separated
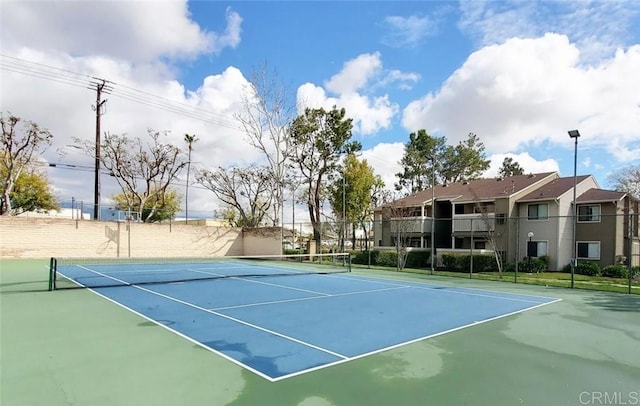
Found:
1,1 -> 639,218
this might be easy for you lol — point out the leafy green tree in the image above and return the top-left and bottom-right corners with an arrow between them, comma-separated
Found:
10,170 -> 59,214
113,189 -> 181,222
289,106 -> 361,252
395,131 -> 490,195
439,133 -> 491,184
329,153 -> 381,249
394,129 -> 445,195
608,165 -> 640,199
0,113 -> 53,215
498,156 -> 525,177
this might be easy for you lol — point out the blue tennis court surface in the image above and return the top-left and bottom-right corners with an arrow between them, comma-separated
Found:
58,264 -> 560,381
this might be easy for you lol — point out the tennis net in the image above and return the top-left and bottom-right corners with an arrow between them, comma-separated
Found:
48,253 -> 351,290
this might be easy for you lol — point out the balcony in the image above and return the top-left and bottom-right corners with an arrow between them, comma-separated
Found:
453,213 -> 495,232
389,216 -> 433,234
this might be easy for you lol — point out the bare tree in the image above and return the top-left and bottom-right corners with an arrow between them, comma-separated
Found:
385,201 -> 415,271
608,165 -> 640,199
0,113 -> 53,215
197,165 -> 273,227
235,64 -> 294,227
472,199 -> 503,277
75,130 -> 186,222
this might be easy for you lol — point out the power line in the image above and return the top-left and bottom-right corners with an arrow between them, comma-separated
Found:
0,54 -> 242,130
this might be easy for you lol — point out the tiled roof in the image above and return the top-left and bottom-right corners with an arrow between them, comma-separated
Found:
381,172 -> 557,208
517,176 -> 591,202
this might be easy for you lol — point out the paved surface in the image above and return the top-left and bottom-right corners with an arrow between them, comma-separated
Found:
2,259 -> 639,405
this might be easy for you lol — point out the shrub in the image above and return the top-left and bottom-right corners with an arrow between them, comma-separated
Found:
442,254 -> 464,272
352,250 -> 431,269
601,265 -> 628,279
439,254 -> 498,273
376,250 -> 398,268
519,258 -> 547,273
575,261 -> 600,276
473,255 -> 499,272
351,250 -> 375,265
538,255 -> 550,266
503,262 -> 516,273
405,251 -> 431,269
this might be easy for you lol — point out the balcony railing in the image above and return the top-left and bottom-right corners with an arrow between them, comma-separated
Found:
389,217 -> 433,234
453,213 -> 495,232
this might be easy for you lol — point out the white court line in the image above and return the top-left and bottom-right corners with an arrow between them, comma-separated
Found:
186,268 -> 333,297
328,271 -> 559,302
211,285 -> 411,311
408,284 -> 547,304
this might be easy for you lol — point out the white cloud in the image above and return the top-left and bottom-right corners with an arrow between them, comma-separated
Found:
0,2 -> 241,63
458,0 -> 640,63
382,15 -> 438,48
360,143 -> 405,192
297,83 -> 398,136
0,59 -> 254,214
297,52 -> 421,135
325,52 -> 382,94
484,153 -> 559,178
0,2 -> 250,214
402,34 -> 640,162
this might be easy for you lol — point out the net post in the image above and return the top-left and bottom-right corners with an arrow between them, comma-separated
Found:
348,253 -> 352,272
48,257 -> 56,291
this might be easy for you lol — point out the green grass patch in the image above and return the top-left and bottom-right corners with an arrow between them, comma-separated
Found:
351,263 -> 640,294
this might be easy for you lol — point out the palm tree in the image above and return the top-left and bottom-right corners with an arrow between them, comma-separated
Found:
184,134 -> 198,223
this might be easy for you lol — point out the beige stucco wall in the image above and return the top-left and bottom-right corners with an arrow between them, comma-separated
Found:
242,227 -> 282,256
0,218 -> 281,258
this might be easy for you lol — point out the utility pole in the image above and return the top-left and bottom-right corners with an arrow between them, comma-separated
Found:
90,78 -> 110,221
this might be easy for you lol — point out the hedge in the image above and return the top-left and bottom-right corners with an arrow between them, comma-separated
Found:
350,250 -> 431,269
440,253 -> 499,273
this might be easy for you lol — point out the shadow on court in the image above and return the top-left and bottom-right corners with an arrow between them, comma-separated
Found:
583,292 -> 640,312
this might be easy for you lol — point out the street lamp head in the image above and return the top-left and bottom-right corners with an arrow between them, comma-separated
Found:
568,130 -> 581,138
527,231 -> 534,239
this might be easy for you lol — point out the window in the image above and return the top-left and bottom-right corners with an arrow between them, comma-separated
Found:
577,242 -> 600,260
527,241 -> 548,257
528,204 -> 548,220
578,204 -> 601,222
454,237 -> 464,249
474,240 -> 486,250
496,213 -> 506,224
455,205 -> 465,214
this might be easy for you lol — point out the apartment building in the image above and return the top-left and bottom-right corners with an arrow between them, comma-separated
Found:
374,172 -> 640,270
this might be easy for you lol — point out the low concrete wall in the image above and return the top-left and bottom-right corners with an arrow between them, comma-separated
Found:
0,218 -> 281,259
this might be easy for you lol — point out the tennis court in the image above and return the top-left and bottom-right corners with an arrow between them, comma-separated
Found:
2,258 -> 639,405
51,255 -> 558,381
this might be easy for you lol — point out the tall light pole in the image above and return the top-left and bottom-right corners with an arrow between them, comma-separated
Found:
527,231 -> 534,272
568,129 -> 581,288
184,134 -> 198,224
342,151 -> 348,253
430,156 -> 436,274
